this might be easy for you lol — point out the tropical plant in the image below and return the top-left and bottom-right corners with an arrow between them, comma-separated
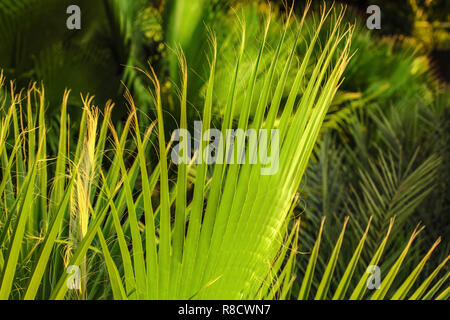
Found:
0,3 -> 447,301
294,217 -> 449,300
0,5 -> 353,299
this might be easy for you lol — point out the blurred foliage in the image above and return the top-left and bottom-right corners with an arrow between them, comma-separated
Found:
0,0 -> 153,120
0,0 -> 444,121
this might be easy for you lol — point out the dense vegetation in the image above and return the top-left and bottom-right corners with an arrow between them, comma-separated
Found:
0,1 -> 448,300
